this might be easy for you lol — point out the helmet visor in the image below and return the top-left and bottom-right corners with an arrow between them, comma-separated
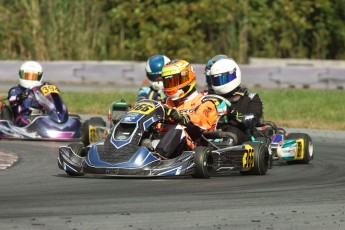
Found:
210,71 -> 237,86
147,73 -> 162,82
163,72 -> 189,88
206,75 -> 212,86
19,71 -> 42,81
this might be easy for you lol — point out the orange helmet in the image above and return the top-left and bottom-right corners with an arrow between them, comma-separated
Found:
162,59 -> 196,101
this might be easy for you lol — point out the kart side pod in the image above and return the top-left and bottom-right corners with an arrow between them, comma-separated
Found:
210,142 -> 269,176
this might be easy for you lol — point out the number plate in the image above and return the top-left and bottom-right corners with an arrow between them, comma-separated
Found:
41,85 -> 60,96
130,102 -> 155,115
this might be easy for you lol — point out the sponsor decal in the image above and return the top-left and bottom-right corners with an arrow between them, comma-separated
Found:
242,145 -> 254,168
280,139 -> 304,160
294,139 -> 304,160
116,135 -> 128,140
106,168 -> 119,175
123,113 -> 141,122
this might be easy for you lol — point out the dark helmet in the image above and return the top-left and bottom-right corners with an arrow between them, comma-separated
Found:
145,55 -> 171,90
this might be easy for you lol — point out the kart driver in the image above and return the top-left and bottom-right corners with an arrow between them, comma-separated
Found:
137,54 -> 171,102
155,59 -> 219,159
203,54 -> 229,94
208,58 -> 264,145
7,61 -> 49,127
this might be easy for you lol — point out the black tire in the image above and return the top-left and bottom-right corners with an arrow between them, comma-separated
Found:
192,146 -> 214,179
240,142 -> 269,175
285,133 -> 313,164
0,105 -> 13,122
255,137 -> 270,148
65,143 -> 85,176
81,117 -> 106,146
68,143 -> 86,157
254,137 -> 273,169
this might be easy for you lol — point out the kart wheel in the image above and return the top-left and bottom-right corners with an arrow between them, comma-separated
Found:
240,142 -> 269,175
286,133 -> 313,164
192,146 -> 214,179
253,137 -> 273,169
65,143 -> 85,176
82,117 -> 106,146
0,105 -> 13,122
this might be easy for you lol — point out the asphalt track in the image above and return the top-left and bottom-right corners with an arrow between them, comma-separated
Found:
0,129 -> 345,230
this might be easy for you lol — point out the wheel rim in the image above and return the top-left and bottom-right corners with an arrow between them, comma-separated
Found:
204,153 -> 213,174
308,141 -> 313,158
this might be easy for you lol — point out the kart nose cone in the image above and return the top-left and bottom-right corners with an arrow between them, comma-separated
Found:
51,111 -> 69,123
56,111 -> 69,123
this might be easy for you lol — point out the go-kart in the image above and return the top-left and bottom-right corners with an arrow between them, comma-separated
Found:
201,94 -> 313,168
57,98 -> 271,178
0,84 -> 81,140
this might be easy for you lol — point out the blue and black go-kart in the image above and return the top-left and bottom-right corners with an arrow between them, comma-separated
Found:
57,98 -> 291,178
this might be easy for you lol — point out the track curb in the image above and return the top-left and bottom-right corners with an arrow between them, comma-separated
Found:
0,149 -> 19,170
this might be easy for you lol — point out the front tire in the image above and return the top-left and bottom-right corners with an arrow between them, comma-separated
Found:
192,146 -> 214,179
65,143 -> 85,176
68,143 -> 86,157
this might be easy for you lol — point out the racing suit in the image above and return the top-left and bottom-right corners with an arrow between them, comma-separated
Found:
137,86 -> 167,102
214,87 -> 263,145
7,83 -> 47,127
155,90 -> 218,159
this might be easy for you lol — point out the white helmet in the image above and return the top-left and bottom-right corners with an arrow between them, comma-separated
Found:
18,61 -> 43,89
209,58 -> 241,95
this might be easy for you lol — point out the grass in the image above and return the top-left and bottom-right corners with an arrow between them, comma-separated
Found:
258,89 -> 345,130
1,89 -> 345,130
60,91 -> 137,115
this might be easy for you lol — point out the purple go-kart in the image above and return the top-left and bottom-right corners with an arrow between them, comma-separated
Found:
0,84 -> 81,141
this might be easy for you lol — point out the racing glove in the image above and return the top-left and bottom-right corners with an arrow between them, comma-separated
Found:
164,106 -> 190,125
11,91 -> 28,107
227,106 -> 243,123
227,106 -> 257,128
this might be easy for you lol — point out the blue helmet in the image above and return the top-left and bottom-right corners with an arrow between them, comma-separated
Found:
205,54 -> 229,87
145,55 -> 171,90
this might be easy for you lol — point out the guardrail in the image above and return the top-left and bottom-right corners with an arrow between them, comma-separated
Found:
0,60 -> 344,89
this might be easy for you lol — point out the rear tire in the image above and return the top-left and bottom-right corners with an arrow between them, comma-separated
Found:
192,146 -> 214,179
286,133 -> 313,164
240,142 -> 269,175
254,137 -> 272,169
81,117 -> 106,146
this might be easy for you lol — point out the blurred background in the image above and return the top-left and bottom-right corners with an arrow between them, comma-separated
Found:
0,0 -> 345,130
1,0 -> 344,62
0,0 -> 345,91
